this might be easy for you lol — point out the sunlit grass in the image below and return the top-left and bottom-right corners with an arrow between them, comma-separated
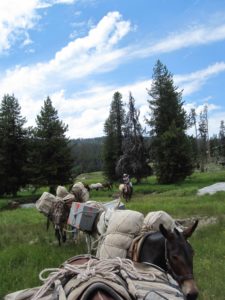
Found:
191,218 -> 225,300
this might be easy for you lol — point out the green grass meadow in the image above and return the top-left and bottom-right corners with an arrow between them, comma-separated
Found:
1,170 -> 225,299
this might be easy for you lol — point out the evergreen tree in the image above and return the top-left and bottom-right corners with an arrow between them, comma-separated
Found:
0,94 -> 27,196
198,105 -> 210,171
187,108 -> 200,168
209,134 -> 220,163
116,93 -> 152,182
219,120 -> 225,158
103,92 -> 125,181
34,97 -> 73,192
71,138 -> 103,176
146,60 -> 193,183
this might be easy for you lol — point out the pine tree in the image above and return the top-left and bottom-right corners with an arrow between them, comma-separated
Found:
209,134 -> 220,163
188,108 -> 200,168
219,120 -> 225,159
198,105 -> 210,171
34,97 -> 73,192
103,92 -> 125,181
146,60 -> 193,183
116,93 -> 152,182
0,94 -> 28,196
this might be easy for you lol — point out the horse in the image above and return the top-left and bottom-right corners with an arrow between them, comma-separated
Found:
136,220 -> 199,300
47,200 -> 71,246
119,183 -> 133,202
89,183 -> 104,191
102,182 -> 113,190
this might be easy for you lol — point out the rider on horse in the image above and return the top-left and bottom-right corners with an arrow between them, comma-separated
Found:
123,173 -> 132,192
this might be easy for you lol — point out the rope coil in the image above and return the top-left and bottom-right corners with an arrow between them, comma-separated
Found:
31,257 -> 160,300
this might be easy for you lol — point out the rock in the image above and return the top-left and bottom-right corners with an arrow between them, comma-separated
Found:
197,182 -> 225,196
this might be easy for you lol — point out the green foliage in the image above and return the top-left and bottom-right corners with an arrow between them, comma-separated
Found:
71,138 -> 103,176
34,97 -> 74,190
146,60 -> 193,183
103,92 -> 125,181
198,105 -> 210,171
219,120 -> 225,158
116,93 -> 152,182
0,94 -> 28,196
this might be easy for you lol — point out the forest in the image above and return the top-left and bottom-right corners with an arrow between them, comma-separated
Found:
0,60 -> 225,197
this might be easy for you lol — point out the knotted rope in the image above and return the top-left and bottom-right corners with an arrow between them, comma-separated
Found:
31,258 -> 157,300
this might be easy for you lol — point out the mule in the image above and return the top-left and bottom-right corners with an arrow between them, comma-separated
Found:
102,182 -> 113,190
47,200 -> 70,246
89,183 -> 104,191
83,183 -> 91,191
85,202 -> 120,254
137,220 -> 199,300
119,183 -> 133,202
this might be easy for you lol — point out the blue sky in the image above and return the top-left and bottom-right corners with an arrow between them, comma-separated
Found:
0,0 -> 225,138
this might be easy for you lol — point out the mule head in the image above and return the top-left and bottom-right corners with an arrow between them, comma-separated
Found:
159,221 -> 199,300
51,201 -> 69,225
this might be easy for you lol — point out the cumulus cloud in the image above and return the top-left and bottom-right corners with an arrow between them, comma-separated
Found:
1,8 -> 225,138
3,60 -> 224,139
0,0 -> 77,53
0,0 -> 39,52
0,11 -> 132,137
48,62 -> 225,138
0,11 -> 131,100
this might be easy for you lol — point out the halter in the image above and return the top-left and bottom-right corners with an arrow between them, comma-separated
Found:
165,239 -> 194,284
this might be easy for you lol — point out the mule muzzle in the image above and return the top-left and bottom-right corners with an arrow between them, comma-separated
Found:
182,279 -> 199,300
186,293 -> 199,300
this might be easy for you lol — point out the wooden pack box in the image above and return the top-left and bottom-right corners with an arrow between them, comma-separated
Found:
67,202 -> 99,232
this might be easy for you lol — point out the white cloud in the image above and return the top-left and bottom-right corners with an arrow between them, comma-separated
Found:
1,9 -> 225,138
53,0 -> 76,4
208,112 -> 225,137
0,11 -> 131,100
0,0 -> 40,52
175,62 -> 225,96
132,23 -> 225,58
48,62 -> 225,138
0,11 -> 132,138
0,0 -> 77,53
21,32 -> 33,47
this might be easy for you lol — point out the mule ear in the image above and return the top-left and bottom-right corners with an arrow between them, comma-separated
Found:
159,224 -> 173,240
183,220 -> 199,239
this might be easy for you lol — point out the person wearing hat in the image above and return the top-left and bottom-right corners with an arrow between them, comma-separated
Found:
122,173 -> 132,189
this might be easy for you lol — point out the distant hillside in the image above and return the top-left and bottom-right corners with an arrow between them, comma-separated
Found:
70,137 -> 104,176
69,136 -> 152,178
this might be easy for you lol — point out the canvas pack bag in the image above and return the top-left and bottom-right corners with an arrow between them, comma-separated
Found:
4,256 -> 184,300
35,192 -> 58,216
